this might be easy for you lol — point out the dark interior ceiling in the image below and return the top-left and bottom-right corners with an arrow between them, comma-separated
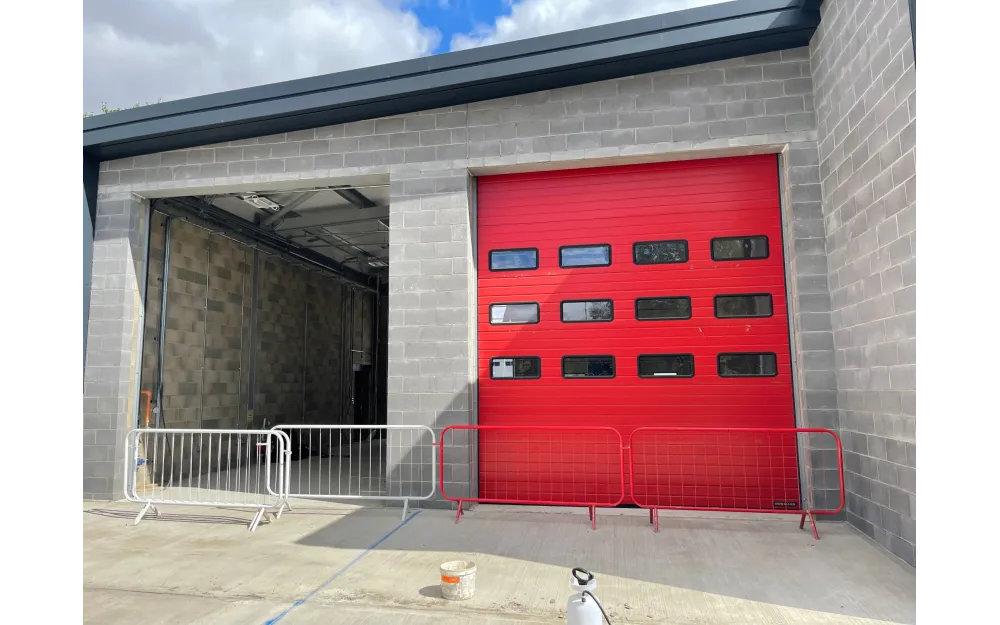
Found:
158,181 -> 390,287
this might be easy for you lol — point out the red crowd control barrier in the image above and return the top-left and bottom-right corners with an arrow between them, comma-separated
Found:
438,425 -> 625,529
628,427 -> 845,538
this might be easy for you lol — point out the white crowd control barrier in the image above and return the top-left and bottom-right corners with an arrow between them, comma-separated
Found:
124,428 -> 291,531
271,425 -> 437,519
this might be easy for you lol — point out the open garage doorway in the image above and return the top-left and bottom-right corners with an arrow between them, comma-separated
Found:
135,179 -> 391,505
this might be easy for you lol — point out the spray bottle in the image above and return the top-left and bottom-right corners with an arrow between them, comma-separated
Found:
567,567 -> 612,625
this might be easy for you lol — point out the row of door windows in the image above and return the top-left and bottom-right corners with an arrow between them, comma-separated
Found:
489,294 -> 773,324
489,354 -> 778,379
488,236 -> 769,271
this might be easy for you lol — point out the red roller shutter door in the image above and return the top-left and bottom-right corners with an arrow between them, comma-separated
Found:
476,155 -> 798,509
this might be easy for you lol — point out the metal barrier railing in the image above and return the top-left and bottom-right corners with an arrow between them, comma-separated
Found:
628,427 -> 845,538
270,425 -> 437,520
438,425 -> 626,529
123,428 -> 291,531
121,425 -> 844,537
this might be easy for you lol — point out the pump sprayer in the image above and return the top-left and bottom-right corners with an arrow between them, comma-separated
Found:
566,567 -> 612,625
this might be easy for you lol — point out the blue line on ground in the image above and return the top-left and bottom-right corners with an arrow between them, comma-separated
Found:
263,509 -> 424,625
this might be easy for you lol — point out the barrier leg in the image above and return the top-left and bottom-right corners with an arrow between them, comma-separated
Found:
649,509 -> 654,524
799,512 -> 806,530
401,498 -> 409,522
134,502 -> 156,526
808,512 -> 820,540
590,505 -> 597,531
455,500 -> 464,524
653,508 -> 659,533
249,508 -> 265,532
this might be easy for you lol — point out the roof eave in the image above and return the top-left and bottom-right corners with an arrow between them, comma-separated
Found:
83,0 -> 819,160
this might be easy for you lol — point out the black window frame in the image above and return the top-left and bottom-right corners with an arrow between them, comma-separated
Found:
633,239 -> 689,265
489,356 -> 542,380
488,247 -> 539,271
717,352 -> 779,378
710,235 -> 770,261
561,355 -> 616,379
713,293 -> 775,319
637,354 -> 695,378
488,301 -> 540,325
560,298 -> 615,323
558,243 -> 612,269
634,296 -> 692,321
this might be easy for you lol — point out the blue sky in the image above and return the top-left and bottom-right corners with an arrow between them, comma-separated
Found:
409,0 -> 507,54
83,0 -> 718,113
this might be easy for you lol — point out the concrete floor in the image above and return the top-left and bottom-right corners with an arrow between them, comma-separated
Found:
83,501 -> 915,625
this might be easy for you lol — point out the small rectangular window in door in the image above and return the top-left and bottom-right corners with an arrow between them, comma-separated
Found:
489,248 -> 538,271
715,294 -> 774,318
711,236 -> 769,260
489,303 -> 539,325
638,354 -> 695,378
635,296 -> 691,320
559,244 -> 611,268
634,240 -> 688,264
561,299 -> 614,322
490,357 -> 541,379
562,356 -> 615,378
718,353 -> 778,377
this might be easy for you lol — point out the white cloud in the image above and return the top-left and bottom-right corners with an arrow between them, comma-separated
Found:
83,0 -> 440,114
450,0 -> 727,51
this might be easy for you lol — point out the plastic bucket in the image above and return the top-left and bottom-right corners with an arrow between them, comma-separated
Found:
440,560 -> 476,600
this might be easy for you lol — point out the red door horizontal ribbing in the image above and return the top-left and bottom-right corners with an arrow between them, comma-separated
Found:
476,155 -> 798,509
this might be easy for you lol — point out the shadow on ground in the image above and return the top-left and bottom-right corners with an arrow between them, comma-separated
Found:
284,504 -> 914,624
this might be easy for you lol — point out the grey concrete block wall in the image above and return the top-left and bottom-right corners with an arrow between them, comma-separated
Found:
810,0 -> 916,566
84,193 -> 149,500
88,48 -> 842,507
387,169 -> 475,501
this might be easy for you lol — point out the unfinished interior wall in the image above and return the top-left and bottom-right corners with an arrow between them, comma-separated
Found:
139,208 -> 377,434
304,274 -> 345,425
254,255 -> 308,427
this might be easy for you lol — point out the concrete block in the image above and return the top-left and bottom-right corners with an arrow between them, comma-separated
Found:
765,96 -> 806,115
636,127 -> 672,144
673,123 -> 709,142
725,65 -> 763,83
565,99 -> 602,117
691,104 -> 728,122
747,116 -> 786,134
600,129 -> 635,147
689,69 -> 725,86
359,135 -> 390,151
708,119 -> 747,138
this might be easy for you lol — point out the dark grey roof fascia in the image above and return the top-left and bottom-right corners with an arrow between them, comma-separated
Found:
83,0 -> 818,160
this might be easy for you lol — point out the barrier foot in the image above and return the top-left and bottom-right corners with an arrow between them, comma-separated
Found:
799,512 -> 819,540
590,505 -> 597,530
653,508 -> 659,533
134,502 -> 157,526
275,502 -> 286,519
649,509 -> 654,524
455,500 -> 464,524
249,508 -> 265,532
401,499 -> 410,522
